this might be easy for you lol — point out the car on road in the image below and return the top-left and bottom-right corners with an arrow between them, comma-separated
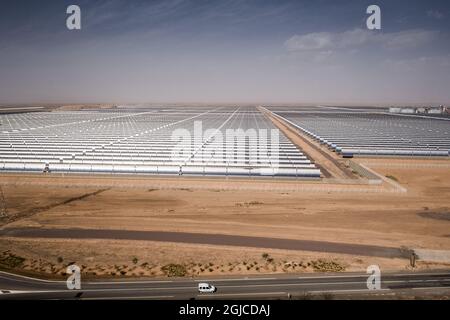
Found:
198,283 -> 217,293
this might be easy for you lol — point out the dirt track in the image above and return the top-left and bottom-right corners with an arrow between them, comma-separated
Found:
261,107 -> 355,179
0,228 -> 406,259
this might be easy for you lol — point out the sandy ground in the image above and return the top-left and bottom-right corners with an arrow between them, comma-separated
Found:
53,104 -> 115,111
263,109 -> 355,179
0,157 -> 449,278
0,237 -> 438,279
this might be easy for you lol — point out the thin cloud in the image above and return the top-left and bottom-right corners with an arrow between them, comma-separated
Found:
427,10 -> 444,20
285,28 -> 439,52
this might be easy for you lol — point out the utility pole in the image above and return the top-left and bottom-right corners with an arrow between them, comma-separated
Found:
0,186 -> 7,218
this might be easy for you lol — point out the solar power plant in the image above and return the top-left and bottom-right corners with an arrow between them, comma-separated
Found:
268,107 -> 450,158
0,106 -> 320,178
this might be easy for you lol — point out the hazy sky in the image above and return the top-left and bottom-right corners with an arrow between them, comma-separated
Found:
1,0 -> 449,105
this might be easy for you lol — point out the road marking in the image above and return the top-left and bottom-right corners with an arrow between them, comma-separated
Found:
0,286 -> 197,294
309,288 -> 390,294
0,271 -> 172,285
0,271 -> 65,284
393,272 -> 450,277
218,281 -> 367,288
0,289 -> 35,294
201,292 -> 286,297
394,279 -> 450,283
91,280 -> 173,285
194,277 -> 277,282
82,295 -> 174,300
297,273 -> 450,280
412,286 -> 450,290
298,275 -> 368,279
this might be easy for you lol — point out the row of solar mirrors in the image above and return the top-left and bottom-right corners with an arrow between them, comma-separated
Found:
0,107 -> 321,178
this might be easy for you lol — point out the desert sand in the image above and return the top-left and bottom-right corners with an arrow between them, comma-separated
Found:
0,157 -> 449,278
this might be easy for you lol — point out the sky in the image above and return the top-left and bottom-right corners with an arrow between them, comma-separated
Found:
0,0 -> 449,105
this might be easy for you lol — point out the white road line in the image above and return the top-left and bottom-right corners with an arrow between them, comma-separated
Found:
309,288 -> 390,294
82,295 -> 174,300
90,280 -> 173,285
0,286 -> 196,294
298,275 -> 368,279
392,272 -> 450,277
218,281 -> 366,288
0,271 -> 65,283
0,290 -> 33,294
194,277 -> 277,282
298,272 -> 450,279
412,286 -> 450,290
201,292 -> 286,297
0,271 -> 172,285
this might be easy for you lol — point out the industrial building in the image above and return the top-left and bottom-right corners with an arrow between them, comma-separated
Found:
389,106 -> 448,115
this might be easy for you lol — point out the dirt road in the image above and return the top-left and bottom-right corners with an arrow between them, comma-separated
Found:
0,228 -> 406,258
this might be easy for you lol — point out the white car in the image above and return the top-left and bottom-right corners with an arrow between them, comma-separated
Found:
198,283 -> 217,293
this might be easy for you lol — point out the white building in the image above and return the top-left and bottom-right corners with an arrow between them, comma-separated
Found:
389,107 -> 401,113
400,108 -> 415,114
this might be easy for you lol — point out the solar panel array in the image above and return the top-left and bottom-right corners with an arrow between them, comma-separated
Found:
0,106 -> 320,178
268,107 -> 450,157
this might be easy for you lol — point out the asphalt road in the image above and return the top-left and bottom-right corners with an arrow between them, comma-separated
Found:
0,228 -> 406,258
1,270 -> 449,300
